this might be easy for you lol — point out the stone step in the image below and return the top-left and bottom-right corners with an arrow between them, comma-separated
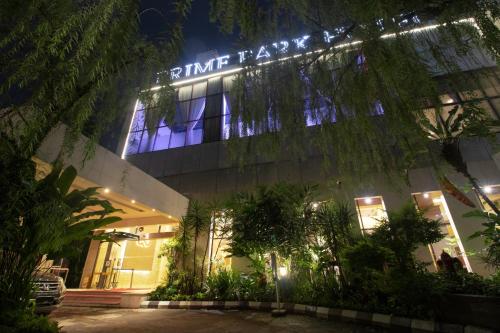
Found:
63,291 -> 123,307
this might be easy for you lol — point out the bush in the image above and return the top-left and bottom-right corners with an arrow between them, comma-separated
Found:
149,284 -> 179,301
0,310 -> 59,333
439,271 -> 500,297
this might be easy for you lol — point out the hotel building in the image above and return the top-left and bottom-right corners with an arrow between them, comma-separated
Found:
42,19 -> 500,290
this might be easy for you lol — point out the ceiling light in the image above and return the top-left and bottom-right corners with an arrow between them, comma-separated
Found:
432,198 -> 441,205
131,199 -> 136,204
103,188 -> 110,194
484,186 -> 492,194
152,208 -> 156,212
423,193 -> 429,199
364,197 -> 373,204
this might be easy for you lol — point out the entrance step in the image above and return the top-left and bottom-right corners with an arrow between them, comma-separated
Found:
63,290 -> 123,307
62,289 -> 150,308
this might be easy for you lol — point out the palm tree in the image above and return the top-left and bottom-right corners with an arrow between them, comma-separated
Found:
420,103 -> 500,215
183,200 -> 211,291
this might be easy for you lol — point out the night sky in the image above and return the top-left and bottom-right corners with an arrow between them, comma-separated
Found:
139,0 -> 236,64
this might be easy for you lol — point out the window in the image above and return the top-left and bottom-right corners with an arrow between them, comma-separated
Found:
123,69 -> 500,155
354,196 -> 388,235
413,191 -> 471,272
476,185 -> 500,214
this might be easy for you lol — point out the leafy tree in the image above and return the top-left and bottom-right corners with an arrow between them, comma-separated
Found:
226,183 -> 314,259
313,201 -> 357,287
210,0 -> 499,211
0,0 -> 190,158
465,210 -> 500,268
183,200 -> 211,289
370,203 -> 444,271
226,183 -> 314,310
0,140 -> 121,319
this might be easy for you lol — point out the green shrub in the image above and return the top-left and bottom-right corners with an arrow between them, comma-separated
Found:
206,269 -> 240,300
149,284 -> 178,301
0,310 -> 59,333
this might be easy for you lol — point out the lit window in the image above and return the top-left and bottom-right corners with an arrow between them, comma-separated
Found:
354,196 -> 388,235
476,185 -> 500,214
413,191 -> 471,272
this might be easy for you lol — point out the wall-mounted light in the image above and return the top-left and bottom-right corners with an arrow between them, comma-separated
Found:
152,208 -> 156,212
278,266 -> 288,277
103,188 -> 110,194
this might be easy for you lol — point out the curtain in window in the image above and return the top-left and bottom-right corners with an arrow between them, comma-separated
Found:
186,97 -> 206,145
186,82 -> 207,145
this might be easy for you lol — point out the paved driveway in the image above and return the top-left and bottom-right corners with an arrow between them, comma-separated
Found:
51,307 -> 388,333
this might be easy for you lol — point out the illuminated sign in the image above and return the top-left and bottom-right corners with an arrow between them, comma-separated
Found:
168,14 -> 422,81
169,33 -> 316,80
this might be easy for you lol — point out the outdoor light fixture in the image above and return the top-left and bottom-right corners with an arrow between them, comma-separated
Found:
423,193 -> 430,199
484,186 -> 493,194
103,188 -> 110,194
131,199 -> 136,204
364,197 -> 373,204
278,266 -> 288,277
312,202 -> 319,209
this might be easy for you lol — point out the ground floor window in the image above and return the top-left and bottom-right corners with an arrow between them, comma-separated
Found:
412,191 -> 472,272
354,196 -> 388,235
91,225 -> 175,289
476,185 -> 500,214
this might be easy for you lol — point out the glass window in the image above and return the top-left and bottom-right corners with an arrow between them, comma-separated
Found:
138,130 -> 155,153
413,191 -> 471,272
126,131 -> 141,155
354,196 -> 388,235
130,108 -> 146,132
477,185 -> 500,214
169,122 -> 187,148
178,85 -> 193,101
153,126 -> 171,151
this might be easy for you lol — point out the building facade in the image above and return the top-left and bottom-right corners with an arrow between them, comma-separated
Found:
115,23 -> 500,278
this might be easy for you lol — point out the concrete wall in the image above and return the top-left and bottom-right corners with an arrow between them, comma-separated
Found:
36,124 -> 189,220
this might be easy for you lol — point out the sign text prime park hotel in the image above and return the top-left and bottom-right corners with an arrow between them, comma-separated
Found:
169,14 -> 424,81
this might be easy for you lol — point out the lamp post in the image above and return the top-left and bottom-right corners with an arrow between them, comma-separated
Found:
270,252 -> 286,316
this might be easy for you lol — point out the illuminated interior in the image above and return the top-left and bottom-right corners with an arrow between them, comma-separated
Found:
477,185 -> 500,214
413,191 -> 471,272
354,196 -> 388,234
91,224 -> 176,289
